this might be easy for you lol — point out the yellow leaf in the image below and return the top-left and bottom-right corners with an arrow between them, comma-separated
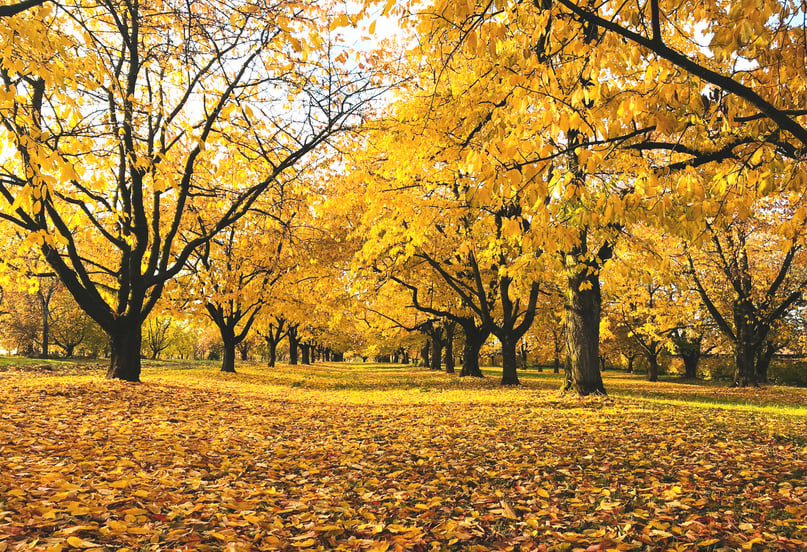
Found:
66,537 -> 98,549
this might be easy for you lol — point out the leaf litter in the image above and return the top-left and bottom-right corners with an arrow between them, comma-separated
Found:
0,365 -> 806,551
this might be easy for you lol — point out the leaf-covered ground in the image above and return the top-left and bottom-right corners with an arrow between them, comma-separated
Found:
1,362 -> 806,551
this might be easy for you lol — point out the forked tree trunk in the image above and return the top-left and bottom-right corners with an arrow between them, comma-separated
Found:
501,335 -> 519,385
459,323 -> 487,378
562,266 -> 606,395
107,323 -> 143,382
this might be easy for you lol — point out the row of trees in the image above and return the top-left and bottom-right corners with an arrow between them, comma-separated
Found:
2,0 -> 807,394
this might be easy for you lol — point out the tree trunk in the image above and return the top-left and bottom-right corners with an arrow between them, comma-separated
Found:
267,340 -> 277,367
420,339 -> 430,367
647,354 -> 659,382
444,322 -> 455,374
289,333 -> 299,365
221,338 -> 236,373
501,335 -> 519,385
430,330 -> 443,371
553,356 -> 559,374
240,345 -> 249,361
734,340 -> 756,387
733,301 -> 757,386
107,323 -> 143,382
301,344 -> 311,365
562,265 -> 606,395
459,323 -> 487,378
682,353 -> 697,378
40,293 -> 50,360
755,342 -> 775,383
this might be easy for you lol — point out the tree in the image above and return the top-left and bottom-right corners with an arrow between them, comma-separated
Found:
685,212 -> 807,386
0,0 -> 50,18
143,316 -> 175,360
49,289 -> 100,357
256,314 -> 289,368
0,1 -> 384,381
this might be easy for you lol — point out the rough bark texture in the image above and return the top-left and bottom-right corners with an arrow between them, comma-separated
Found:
733,298 -> 757,386
562,264 -> 606,395
107,323 -> 142,382
459,322 -> 488,378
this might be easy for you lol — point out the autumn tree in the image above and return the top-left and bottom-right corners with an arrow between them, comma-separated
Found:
0,0 -> 384,381
143,315 -> 175,360
684,209 -> 807,386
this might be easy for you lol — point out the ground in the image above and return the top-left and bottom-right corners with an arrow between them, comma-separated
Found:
1,360 -> 806,551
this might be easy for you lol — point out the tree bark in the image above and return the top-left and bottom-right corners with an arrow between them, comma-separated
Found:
420,339 -> 430,367
301,343 -> 311,365
444,321 -> 456,374
288,331 -> 299,365
459,322 -> 488,378
221,337 -> 236,373
562,260 -> 606,395
755,341 -> 775,383
672,332 -> 701,379
501,335 -> 519,385
266,340 -> 277,367
647,354 -> 659,382
39,290 -> 50,359
430,328 -> 443,371
107,322 -> 142,381
733,299 -> 758,386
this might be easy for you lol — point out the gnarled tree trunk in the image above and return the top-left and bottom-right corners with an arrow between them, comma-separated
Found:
107,321 -> 143,381
562,262 -> 606,395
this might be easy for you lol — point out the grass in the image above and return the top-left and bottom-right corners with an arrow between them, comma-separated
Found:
1,359 -> 806,551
